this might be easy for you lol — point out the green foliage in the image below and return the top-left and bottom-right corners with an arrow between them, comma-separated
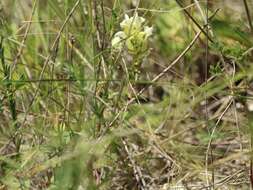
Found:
0,0 -> 252,189
211,19 -> 253,47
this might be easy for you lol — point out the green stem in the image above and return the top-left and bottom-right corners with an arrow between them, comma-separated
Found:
0,37 -> 19,151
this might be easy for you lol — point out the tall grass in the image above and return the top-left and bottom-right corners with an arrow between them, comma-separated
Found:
0,0 -> 253,189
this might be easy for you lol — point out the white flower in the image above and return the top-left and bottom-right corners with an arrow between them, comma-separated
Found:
144,26 -> 153,38
120,13 -> 145,35
112,13 -> 153,54
111,37 -> 121,49
114,31 -> 127,38
111,31 -> 126,50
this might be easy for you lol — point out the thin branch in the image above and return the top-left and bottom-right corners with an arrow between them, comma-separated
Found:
175,0 -> 214,43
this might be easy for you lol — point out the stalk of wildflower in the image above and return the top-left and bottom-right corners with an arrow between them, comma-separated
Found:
111,13 -> 153,80
128,25 -> 153,80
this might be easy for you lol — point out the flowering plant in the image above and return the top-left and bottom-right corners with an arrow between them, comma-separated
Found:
111,13 -> 153,80
112,13 -> 153,55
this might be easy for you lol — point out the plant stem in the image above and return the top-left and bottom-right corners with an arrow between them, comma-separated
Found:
243,0 -> 253,34
0,37 -> 19,151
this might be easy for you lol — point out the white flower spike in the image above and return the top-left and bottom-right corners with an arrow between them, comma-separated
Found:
112,12 -> 153,54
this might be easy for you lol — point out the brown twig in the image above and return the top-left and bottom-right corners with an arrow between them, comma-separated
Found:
122,138 -> 146,189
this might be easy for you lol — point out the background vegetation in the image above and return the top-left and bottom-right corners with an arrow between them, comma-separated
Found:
0,0 -> 253,189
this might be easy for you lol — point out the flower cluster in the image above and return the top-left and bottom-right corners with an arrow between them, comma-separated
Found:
111,13 -> 153,55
